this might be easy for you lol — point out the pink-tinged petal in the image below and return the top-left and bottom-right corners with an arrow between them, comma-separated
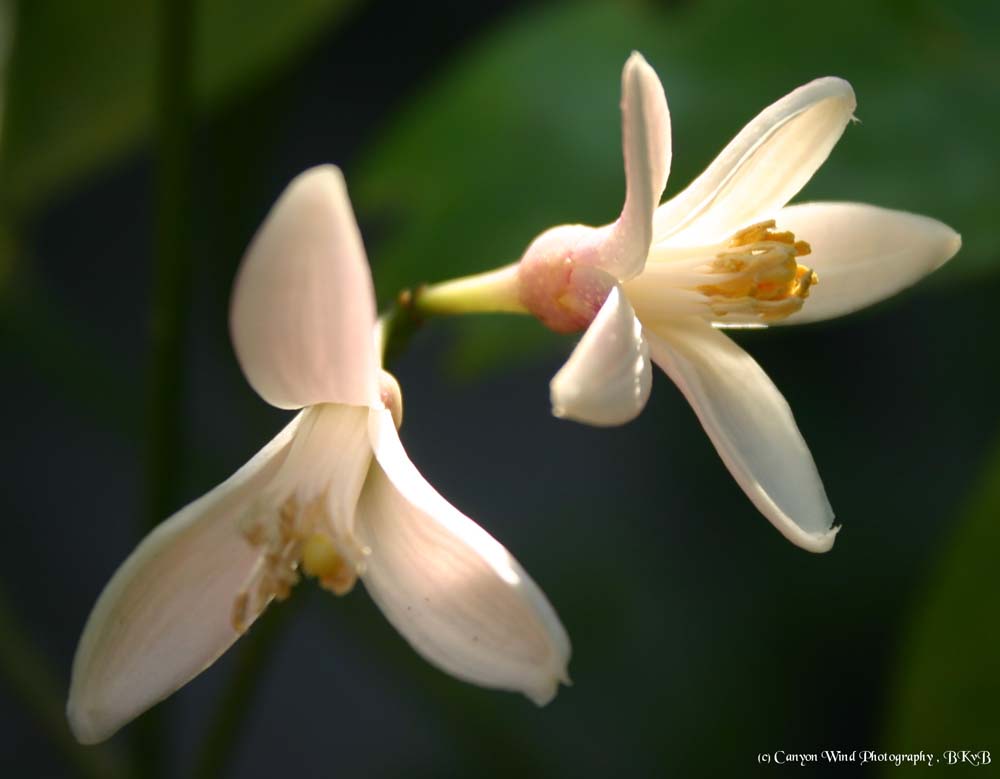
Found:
766,202 -> 962,326
268,403 -> 372,542
646,319 -> 837,553
597,52 -> 671,281
550,287 -> 651,426
653,78 -> 856,247
359,409 -> 571,705
230,165 -> 378,410
67,416 -> 302,744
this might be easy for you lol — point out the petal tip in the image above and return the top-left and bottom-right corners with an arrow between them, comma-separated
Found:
525,664 -> 572,707
623,50 -> 650,72
943,230 -> 962,268
820,76 -> 857,113
796,523 -> 840,554
291,162 -> 346,190
66,696 -> 115,745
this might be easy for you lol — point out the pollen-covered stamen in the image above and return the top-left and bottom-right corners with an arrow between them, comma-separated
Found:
301,533 -> 356,596
231,492 -> 364,632
697,220 -> 818,323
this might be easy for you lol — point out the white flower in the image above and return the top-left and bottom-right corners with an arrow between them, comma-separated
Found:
67,166 -> 570,745
515,53 -> 961,553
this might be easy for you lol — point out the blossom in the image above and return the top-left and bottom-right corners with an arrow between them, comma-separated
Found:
514,53 -> 960,553
67,166 -> 570,744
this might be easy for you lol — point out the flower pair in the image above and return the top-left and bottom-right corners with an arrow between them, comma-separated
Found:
67,167 -> 570,744
69,51 -> 960,744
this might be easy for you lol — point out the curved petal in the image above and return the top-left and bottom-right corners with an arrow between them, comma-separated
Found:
645,319 -> 837,552
550,287 -> 651,426
653,78 -> 856,247
269,403 -> 372,543
764,202 -> 962,326
597,52 -> 671,280
358,410 -> 571,705
67,416 -> 302,744
230,165 -> 378,410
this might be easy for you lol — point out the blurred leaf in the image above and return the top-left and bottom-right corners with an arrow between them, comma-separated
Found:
883,439 -> 1000,752
357,0 -> 999,375
0,0 -> 360,214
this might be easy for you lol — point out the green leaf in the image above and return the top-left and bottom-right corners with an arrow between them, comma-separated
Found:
0,0 -> 359,214
356,0 -> 999,375
883,439 -> 1000,752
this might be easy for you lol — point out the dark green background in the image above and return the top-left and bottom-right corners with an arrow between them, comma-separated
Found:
1,1 -> 998,776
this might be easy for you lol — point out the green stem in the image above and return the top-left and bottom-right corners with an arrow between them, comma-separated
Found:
138,0 -> 195,774
413,262 -> 525,317
192,601 -> 299,779
377,292 -> 423,368
0,590 -> 133,779
378,263 -> 528,367
147,0 -> 195,528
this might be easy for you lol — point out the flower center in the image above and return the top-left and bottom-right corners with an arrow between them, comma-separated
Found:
231,491 -> 366,633
696,220 -> 817,323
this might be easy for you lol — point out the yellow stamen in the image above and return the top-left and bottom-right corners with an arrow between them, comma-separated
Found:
231,592 -> 249,634
302,532 -> 340,579
301,532 -> 356,596
698,220 -> 818,323
231,495 -> 359,632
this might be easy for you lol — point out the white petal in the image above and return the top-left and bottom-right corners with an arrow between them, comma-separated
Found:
766,202 -> 962,325
269,402 -> 372,541
550,287 -> 651,426
653,78 -> 856,247
358,409 -> 571,705
645,319 -> 837,552
67,416 -> 302,744
230,165 -> 378,410
597,52 -> 671,280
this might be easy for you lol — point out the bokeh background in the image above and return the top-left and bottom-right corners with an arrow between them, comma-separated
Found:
2,0 -> 998,777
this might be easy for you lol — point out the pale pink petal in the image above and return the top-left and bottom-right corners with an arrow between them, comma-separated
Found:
268,403 -> 372,542
230,165 -> 378,410
67,416 -> 302,744
765,202 -> 962,325
596,52 -> 671,280
646,319 -> 837,553
359,409 -> 571,705
550,287 -> 651,426
653,78 -> 856,247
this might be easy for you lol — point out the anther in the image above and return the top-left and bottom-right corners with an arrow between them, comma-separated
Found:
697,220 -> 818,323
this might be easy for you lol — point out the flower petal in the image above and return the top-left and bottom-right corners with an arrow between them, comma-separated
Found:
550,286 -> 651,426
66,416 -> 302,744
645,318 -> 837,552
269,402 -> 372,542
359,409 -> 571,705
764,202 -> 962,325
597,52 -> 671,280
653,78 -> 856,247
230,165 -> 378,410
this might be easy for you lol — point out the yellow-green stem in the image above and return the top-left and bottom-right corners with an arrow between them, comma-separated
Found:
413,263 -> 526,317
378,264 -> 528,367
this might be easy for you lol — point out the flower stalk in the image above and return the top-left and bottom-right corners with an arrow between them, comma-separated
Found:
139,0 -> 195,775
378,264 -> 526,367
412,263 -> 525,317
